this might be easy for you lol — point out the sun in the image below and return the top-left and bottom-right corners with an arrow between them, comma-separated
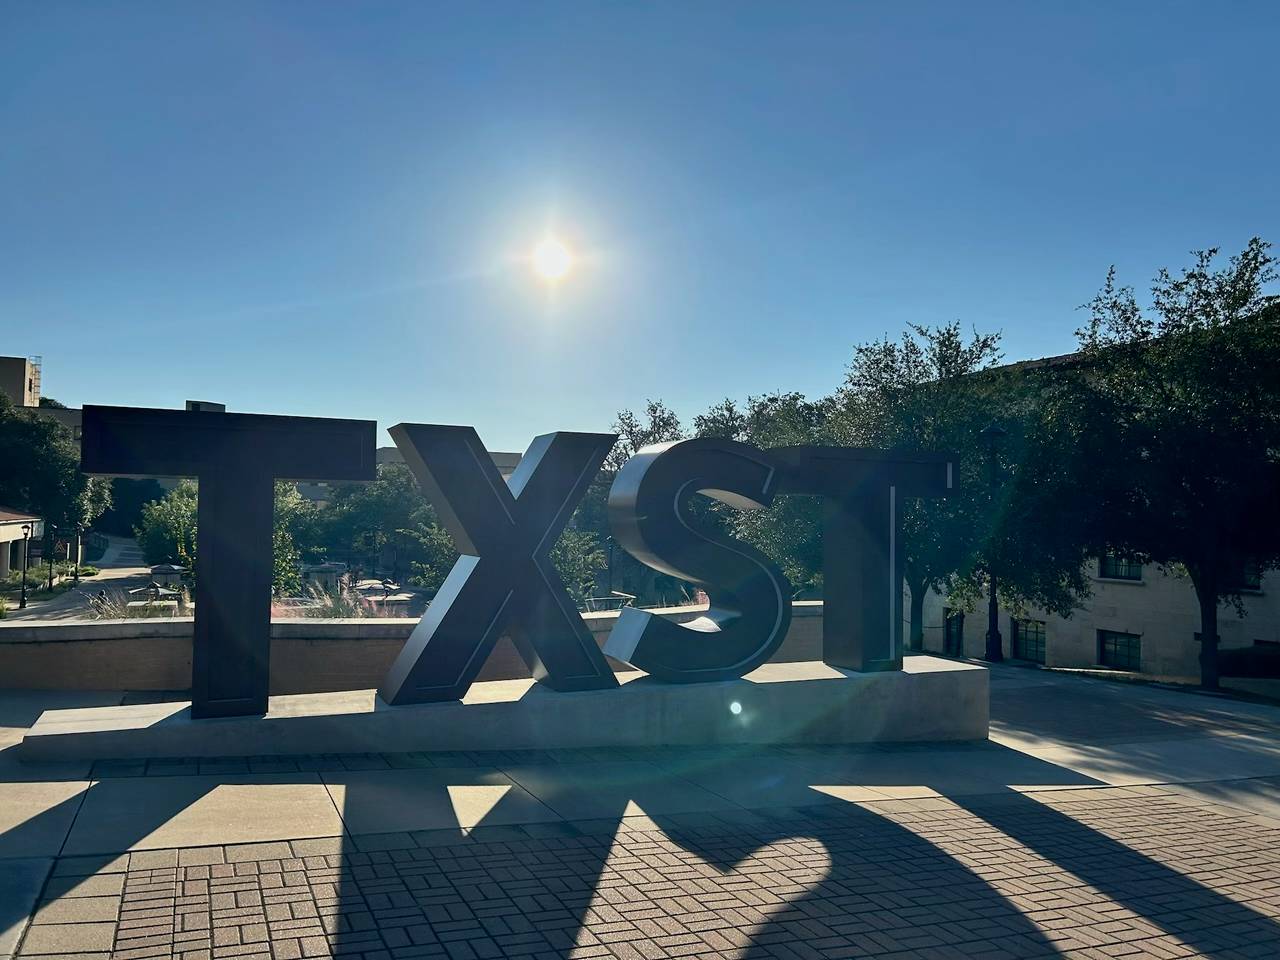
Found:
531,236 -> 573,282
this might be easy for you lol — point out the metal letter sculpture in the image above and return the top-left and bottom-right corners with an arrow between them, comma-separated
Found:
604,438 -> 793,682
770,447 -> 953,672
378,424 -> 619,704
80,406 -> 376,718
81,401 -> 955,712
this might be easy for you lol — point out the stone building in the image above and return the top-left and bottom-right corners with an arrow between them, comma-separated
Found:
0,508 -> 43,579
0,355 -> 41,407
920,558 -> 1278,682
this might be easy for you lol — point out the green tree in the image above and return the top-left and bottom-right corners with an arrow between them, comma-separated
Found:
135,480 -> 318,596
136,480 -> 198,569
696,392 -> 831,595
323,464 -> 427,572
836,322 -> 1098,650
606,399 -> 685,471
323,460 -> 614,604
0,395 -> 111,542
551,529 -> 607,604
97,478 -> 166,537
401,517 -> 458,596
270,482 -> 317,595
548,401 -> 690,606
1068,238 -> 1280,688
601,393 -> 832,601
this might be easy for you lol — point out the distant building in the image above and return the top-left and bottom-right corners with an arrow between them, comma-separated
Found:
0,356 -> 41,407
0,355 -> 83,439
0,508 -> 43,579
920,341 -> 1280,683
923,560 -> 1278,682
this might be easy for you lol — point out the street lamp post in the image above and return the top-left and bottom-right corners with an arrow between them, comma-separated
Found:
605,536 -> 615,596
19,523 -> 30,609
981,422 -> 1007,663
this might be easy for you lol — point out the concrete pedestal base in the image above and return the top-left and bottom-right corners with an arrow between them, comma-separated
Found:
20,657 -> 987,762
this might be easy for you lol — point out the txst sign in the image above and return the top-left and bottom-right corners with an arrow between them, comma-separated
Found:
81,406 -> 953,719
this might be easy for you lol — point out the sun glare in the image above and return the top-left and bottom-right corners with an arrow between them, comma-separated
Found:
532,236 -> 573,282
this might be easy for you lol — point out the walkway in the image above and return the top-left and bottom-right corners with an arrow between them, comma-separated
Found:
3,537 -> 152,622
2,666 -> 1279,959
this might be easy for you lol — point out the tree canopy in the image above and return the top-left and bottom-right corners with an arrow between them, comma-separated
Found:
45,235 -> 1280,681
1064,238 -> 1280,686
0,394 -> 110,537
833,322 -> 1090,648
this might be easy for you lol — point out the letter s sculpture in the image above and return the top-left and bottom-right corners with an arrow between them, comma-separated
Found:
604,438 -> 793,682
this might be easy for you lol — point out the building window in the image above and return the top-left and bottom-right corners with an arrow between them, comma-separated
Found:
1231,563 -> 1263,593
1012,618 -> 1046,664
943,609 -> 964,656
1098,629 -> 1141,671
1099,553 -> 1142,581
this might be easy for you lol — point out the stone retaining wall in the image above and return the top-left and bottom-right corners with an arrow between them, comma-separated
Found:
0,601 -> 825,692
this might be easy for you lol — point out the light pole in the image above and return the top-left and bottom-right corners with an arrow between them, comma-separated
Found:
980,422 -> 1007,663
605,536 -> 615,596
19,523 -> 30,609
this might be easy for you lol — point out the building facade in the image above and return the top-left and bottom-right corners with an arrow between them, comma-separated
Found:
0,356 -> 41,407
0,509 -> 44,579
921,558 -> 1279,681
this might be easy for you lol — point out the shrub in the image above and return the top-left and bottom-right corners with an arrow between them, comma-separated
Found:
1219,642 -> 1280,679
89,588 -> 188,620
271,583 -> 409,619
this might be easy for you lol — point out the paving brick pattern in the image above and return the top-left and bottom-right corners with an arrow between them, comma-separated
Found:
18,784 -> 1280,960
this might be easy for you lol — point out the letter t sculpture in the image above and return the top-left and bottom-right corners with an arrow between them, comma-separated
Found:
80,405 -> 376,718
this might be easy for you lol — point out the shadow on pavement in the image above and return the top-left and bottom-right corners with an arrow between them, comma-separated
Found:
2,692 -> 1279,957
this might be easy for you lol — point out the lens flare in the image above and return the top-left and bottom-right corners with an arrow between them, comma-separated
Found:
532,236 -> 573,282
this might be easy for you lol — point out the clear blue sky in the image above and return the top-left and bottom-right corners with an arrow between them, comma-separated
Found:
3,2 -> 1277,450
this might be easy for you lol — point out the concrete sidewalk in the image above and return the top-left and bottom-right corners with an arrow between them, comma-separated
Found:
2,536 -> 152,623
2,664 -> 1279,958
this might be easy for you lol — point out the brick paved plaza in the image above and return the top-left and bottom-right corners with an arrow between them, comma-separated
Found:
5,667 -> 1280,959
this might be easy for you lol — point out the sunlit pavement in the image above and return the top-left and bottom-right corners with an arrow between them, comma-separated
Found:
3,537 -> 152,622
3,664 -> 1280,959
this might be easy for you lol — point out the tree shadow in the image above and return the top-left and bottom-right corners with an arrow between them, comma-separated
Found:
988,667 -> 1280,745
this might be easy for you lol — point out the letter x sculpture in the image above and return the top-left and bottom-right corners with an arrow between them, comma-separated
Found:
378,424 -> 619,704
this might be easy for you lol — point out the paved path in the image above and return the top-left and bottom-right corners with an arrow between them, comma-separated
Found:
3,537 -> 152,622
95,537 -> 147,571
2,666 -> 1280,958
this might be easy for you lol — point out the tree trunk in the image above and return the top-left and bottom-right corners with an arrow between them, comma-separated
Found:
1189,563 -> 1220,690
1197,587 -> 1220,690
907,580 -> 926,652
